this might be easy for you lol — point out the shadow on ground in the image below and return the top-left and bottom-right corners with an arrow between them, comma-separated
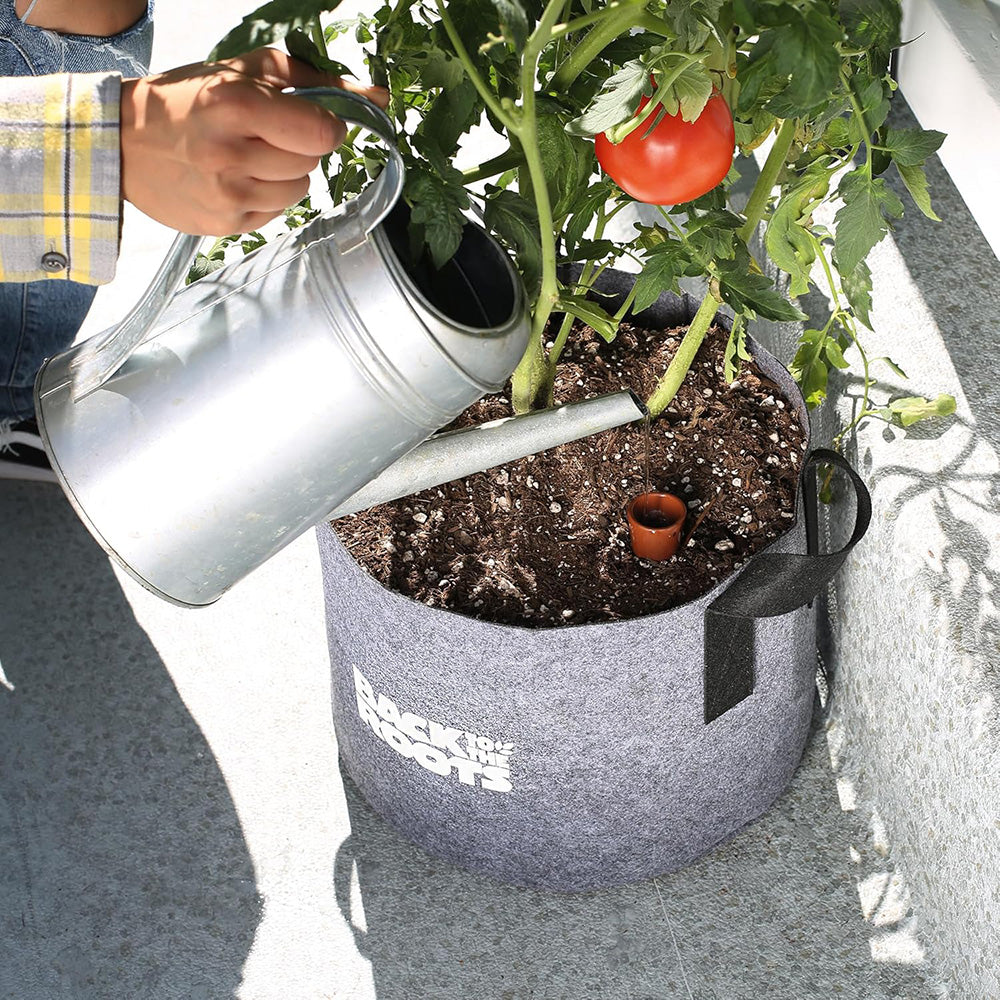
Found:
333,720 -> 942,1000
0,483 -> 260,1000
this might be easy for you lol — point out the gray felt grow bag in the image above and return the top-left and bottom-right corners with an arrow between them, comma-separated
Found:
319,281 -> 869,891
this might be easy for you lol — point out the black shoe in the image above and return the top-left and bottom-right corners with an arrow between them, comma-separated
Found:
0,417 -> 58,483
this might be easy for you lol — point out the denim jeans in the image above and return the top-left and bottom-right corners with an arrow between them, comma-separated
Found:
0,1 -> 154,420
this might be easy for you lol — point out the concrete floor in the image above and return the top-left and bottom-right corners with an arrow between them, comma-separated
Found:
0,3 -> 952,998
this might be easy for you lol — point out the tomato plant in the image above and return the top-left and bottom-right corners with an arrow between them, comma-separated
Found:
595,91 -> 735,206
212,0 -> 953,437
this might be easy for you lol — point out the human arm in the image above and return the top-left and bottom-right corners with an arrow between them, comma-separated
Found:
119,47 -> 389,236
0,48 -> 387,284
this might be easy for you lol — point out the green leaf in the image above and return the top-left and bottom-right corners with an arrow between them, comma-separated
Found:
874,355 -> 907,379
411,46 -> 467,90
790,328 -> 829,406
186,251 -> 226,285
241,231 -> 267,253
283,28 -> 352,77
888,394 -> 957,427
821,116 -> 852,150
283,197 -> 320,230
210,0 -> 346,59
558,294 -> 618,342
484,188 -> 542,296
559,238 -> 617,263
770,7 -> 844,114
839,258 -> 874,328
723,314 -> 751,382
563,183 -> 611,252
631,240 -> 691,312
415,80 -> 480,164
651,58 -> 714,122
684,210 -> 743,263
882,127 -> 946,166
486,0 -> 530,51
896,162 -> 942,221
405,163 -> 470,269
824,338 -> 850,369
765,177 -> 827,297
734,112 -> 777,152
531,106 -> 595,221
834,169 -> 904,275
566,59 -> 650,137
717,266 -> 808,321
849,75 -> 891,139
736,36 -> 784,115
667,0 -> 724,50
839,0 -> 901,68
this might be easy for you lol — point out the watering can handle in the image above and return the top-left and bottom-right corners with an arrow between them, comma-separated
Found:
67,87 -> 405,402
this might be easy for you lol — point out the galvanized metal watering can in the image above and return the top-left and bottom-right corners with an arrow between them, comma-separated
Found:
34,88 -> 644,607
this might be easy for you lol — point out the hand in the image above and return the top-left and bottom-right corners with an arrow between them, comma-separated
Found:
119,47 -> 389,236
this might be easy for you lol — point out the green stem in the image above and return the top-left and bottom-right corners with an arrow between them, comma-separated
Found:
813,232 -> 843,312
738,116 -> 796,242
548,200 -> 623,367
549,4 -> 669,92
644,117 -> 797,416
840,69 -> 873,172
310,17 -> 328,56
658,205 -> 713,271
645,291 -> 721,417
549,312 -> 576,365
436,1 -> 515,130
613,283 -> 639,322
509,0 -> 567,412
462,147 -> 524,183
551,1 -> 642,39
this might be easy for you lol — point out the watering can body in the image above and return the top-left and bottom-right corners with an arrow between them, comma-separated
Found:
34,89 -> 530,607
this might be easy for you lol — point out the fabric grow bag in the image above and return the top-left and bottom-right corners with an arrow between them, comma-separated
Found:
319,281 -> 869,891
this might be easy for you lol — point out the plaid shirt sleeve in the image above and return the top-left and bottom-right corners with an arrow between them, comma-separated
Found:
0,72 -> 122,285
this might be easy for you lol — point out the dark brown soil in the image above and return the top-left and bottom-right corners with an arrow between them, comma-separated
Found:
333,318 -> 807,627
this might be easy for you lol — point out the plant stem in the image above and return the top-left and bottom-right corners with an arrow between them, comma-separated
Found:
310,17 -> 328,56
549,3 -> 668,93
547,200 -> 623,367
658,206 -> 713,271
840,69 -> 873,173
549,312 -> 576,363
645,290 -> 721,417
738,116 -> 796,241
645,117 -> 797,417
462,147 -> 524,183
509,0 -> 567,412
551,1 -> 644,40
613,283 -> 640,322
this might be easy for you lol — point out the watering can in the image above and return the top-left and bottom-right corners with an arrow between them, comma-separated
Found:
34,88 -> 645,608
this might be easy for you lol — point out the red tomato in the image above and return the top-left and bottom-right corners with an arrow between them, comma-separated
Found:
595,92 -> 735,205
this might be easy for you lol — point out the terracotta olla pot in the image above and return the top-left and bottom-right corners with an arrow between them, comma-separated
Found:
319,273 -> 870,891
627,491 -> 688,560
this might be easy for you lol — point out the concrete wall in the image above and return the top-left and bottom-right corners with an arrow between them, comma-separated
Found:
898,0 -> 1000,258
756,99 -> 1000,998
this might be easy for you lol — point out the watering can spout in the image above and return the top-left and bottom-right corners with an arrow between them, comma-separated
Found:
328,390 -> 647,519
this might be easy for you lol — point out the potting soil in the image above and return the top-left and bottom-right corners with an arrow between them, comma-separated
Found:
334,318 -> 807,626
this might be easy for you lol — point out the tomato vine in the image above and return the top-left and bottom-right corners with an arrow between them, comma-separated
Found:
209,0 -> 956,438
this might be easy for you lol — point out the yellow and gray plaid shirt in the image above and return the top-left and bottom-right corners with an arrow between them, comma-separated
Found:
0,72 -> 121,285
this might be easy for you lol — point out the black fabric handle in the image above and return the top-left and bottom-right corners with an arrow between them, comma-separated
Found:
703,449 -> 872,723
